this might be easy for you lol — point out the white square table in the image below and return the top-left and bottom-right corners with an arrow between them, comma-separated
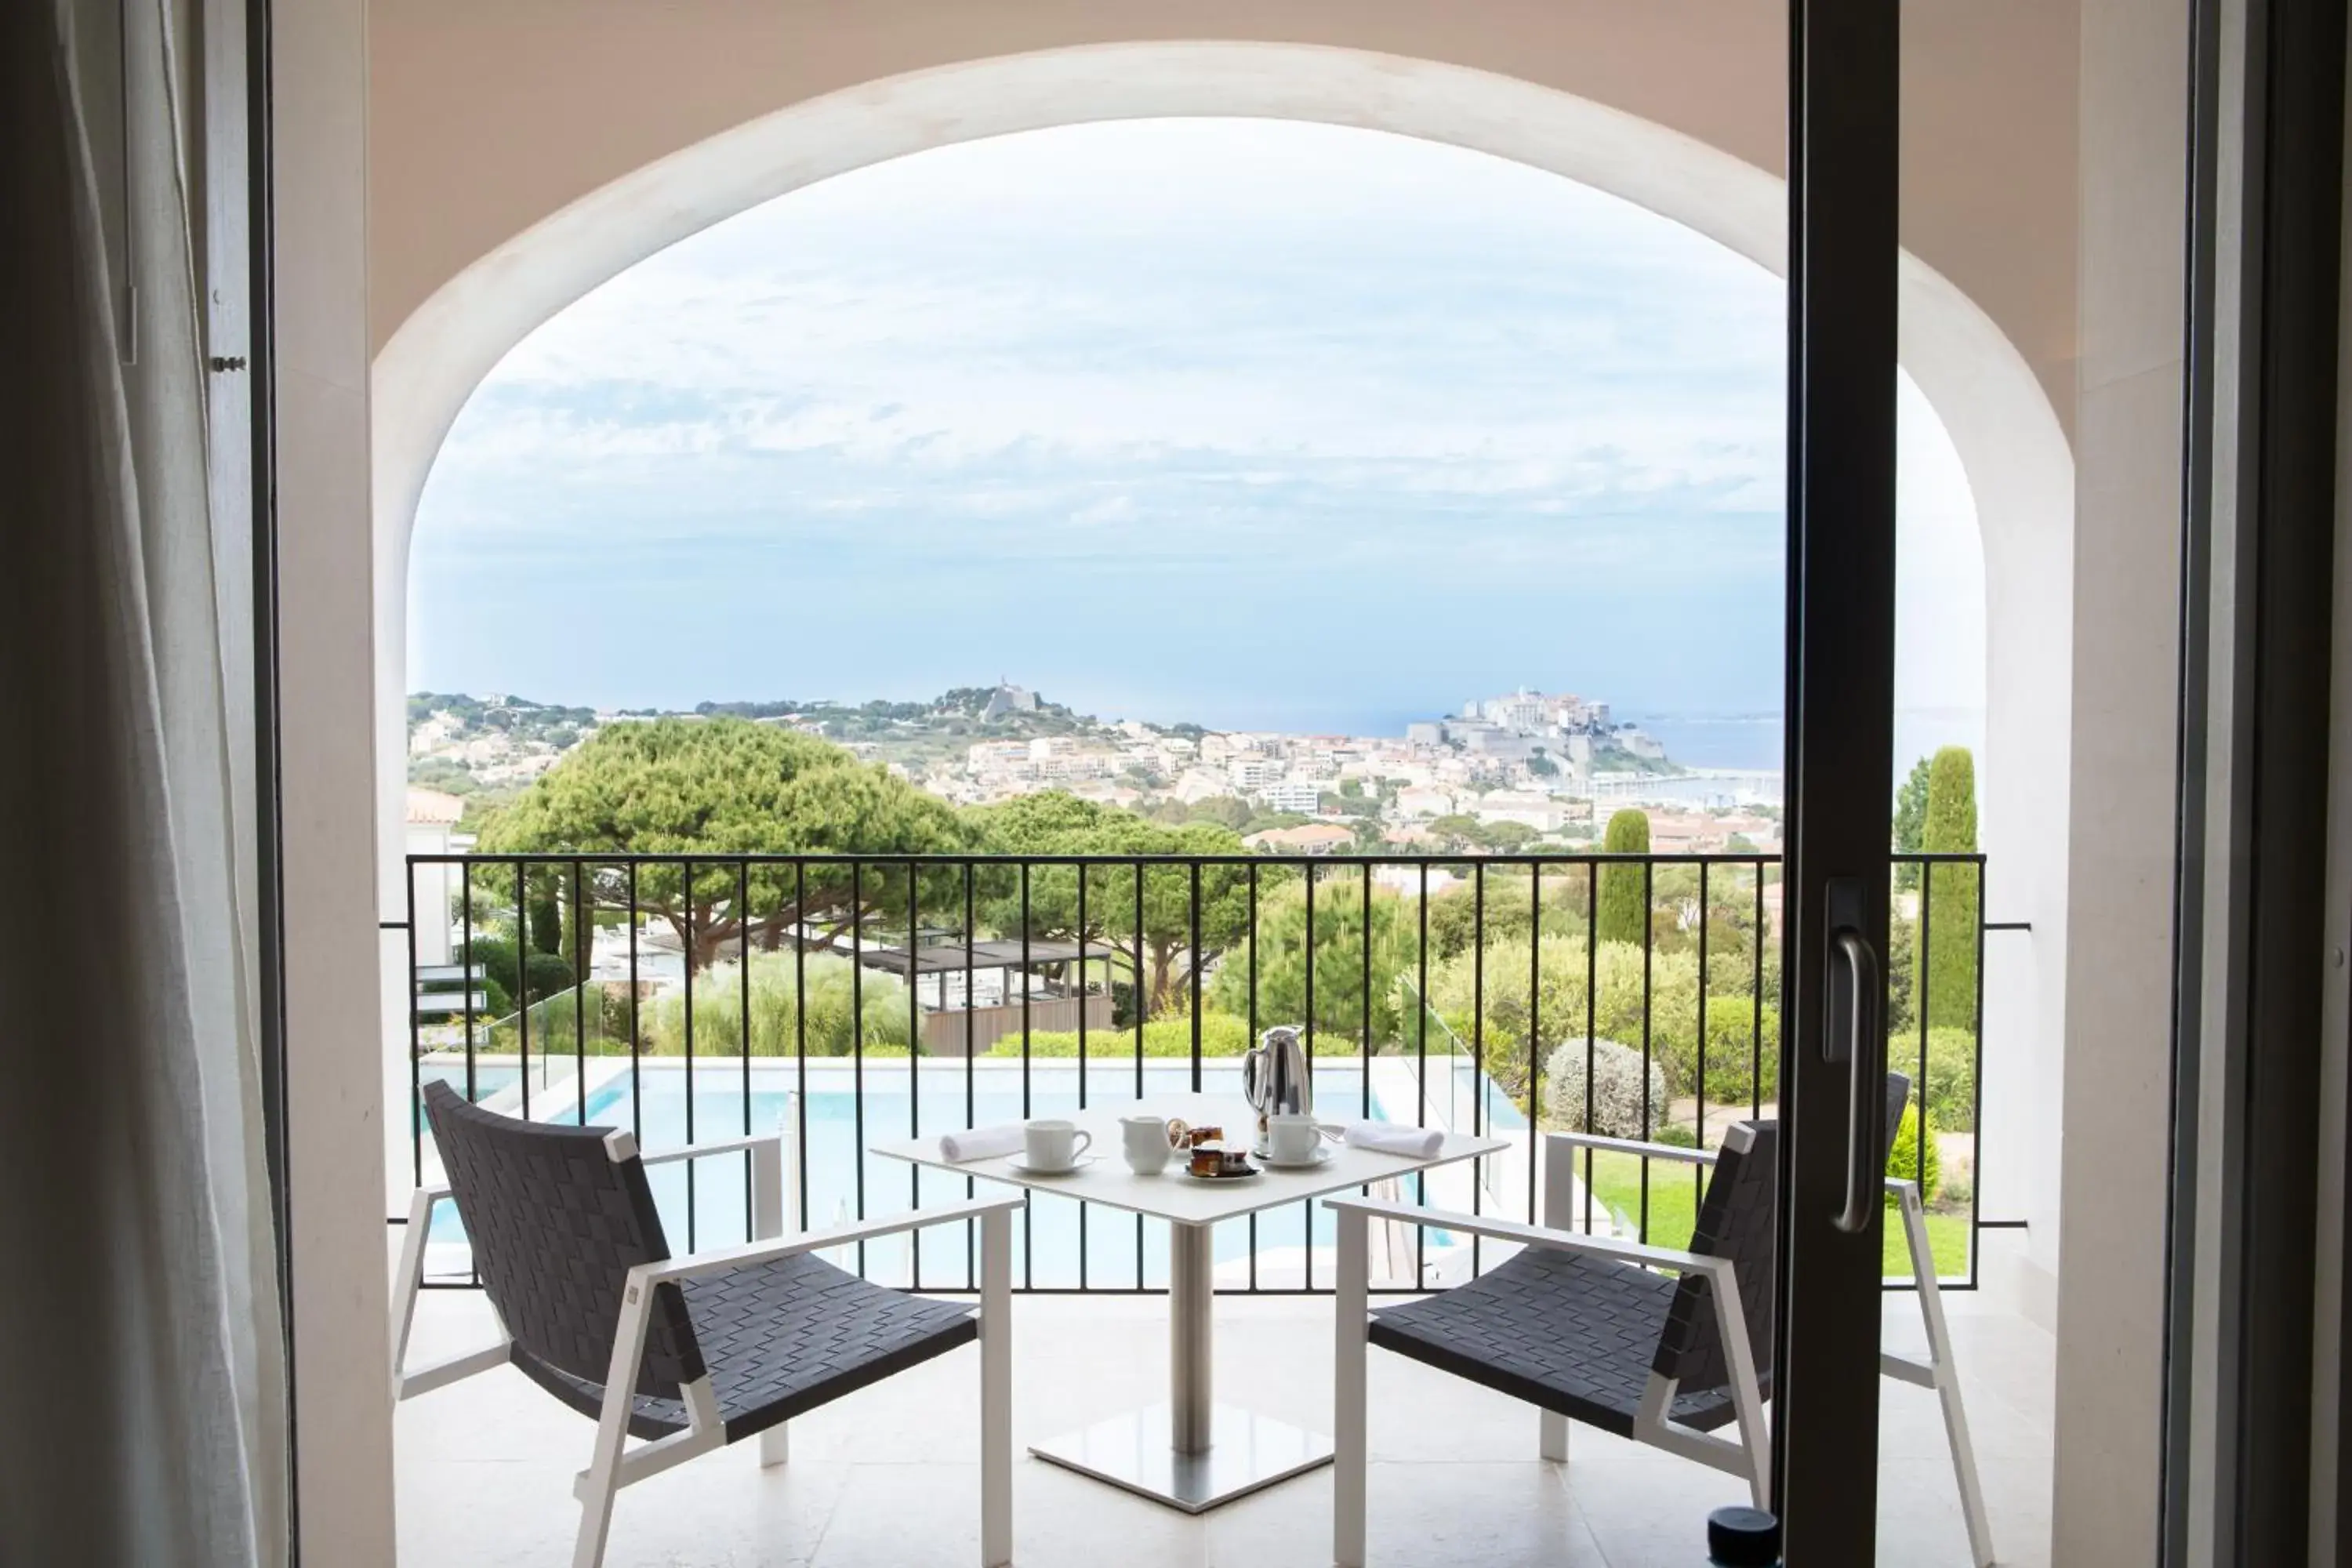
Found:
871,1094 -> 1507,1514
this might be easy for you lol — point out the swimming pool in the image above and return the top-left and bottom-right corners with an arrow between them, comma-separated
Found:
420,1057 -> 1524,1289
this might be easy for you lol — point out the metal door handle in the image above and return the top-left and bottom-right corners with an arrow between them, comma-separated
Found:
1828,928 -> 1882,1233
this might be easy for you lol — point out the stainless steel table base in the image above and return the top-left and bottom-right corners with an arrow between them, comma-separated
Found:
1026,1220 -> 1332,1512
1028,1403 -> 1334,1514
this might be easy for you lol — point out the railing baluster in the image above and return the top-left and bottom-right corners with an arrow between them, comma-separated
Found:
515,862 -> 531,1122
1303,861 -> 1317,1290
626,861 -> 641,1147
406,858 -> 422,1189
1972,854 -> 1987,1287
1469,860 -> 1483,1278
1021,864 -> 1033,1290
965,862 -> 977,1290
1135,856 -> 1145,1288
1076,863 -> 1087,1294
851,860 -> 865,1278
1361,859 -> 1374,1122
739,860 -> 752,1241
794,859 -> 808,1231
1752,858 -> 1764,1120
1639,858 -> 1653,1241
1189,862 -> 1203,1095
1697,857 -> 1708,1211
1416,861 -> 1429,1288
1247,859 -> 1259,1290
462,855 -> 475,1107
1919,859 -> 1933,1200
572,859 -> 586,1127
909,863 -> 922,1289
1527,859 -> 1539,1227
1584,861 -> 1599,1236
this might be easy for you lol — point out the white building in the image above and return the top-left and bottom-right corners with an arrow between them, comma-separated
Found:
1394,786 -> 1455,819
1472,789 -> 1570,833
401,788 -> 470,967
1258,779 -> 1323,814
1170,768 -> 1232,804
1228,757 -> 1279,792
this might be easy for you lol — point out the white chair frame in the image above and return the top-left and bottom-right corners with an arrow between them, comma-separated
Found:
1327,1127 -> 1994,1568
390,1127 -> 1022,1568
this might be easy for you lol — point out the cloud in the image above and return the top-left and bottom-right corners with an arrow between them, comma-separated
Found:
413,118 -> 1975,726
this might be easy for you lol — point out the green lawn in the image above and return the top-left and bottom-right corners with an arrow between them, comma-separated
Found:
1576,1151 -> 1971,1280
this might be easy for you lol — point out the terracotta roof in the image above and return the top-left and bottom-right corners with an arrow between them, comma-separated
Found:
405,786 -> 466,826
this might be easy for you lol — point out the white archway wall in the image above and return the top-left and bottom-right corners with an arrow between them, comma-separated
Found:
372,43 -> 2073,1297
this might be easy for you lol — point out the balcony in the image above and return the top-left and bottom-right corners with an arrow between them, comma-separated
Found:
390,848 -> 2047,1564
397,1283 -> 2050,1566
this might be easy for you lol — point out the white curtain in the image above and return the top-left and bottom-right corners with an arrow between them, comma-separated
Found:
0,2 -> 287,1563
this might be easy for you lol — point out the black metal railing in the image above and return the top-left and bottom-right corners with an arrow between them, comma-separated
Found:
390,849 -> 1995,1293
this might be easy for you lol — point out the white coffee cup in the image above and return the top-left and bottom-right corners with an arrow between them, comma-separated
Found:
1024,1119 -> 1092,1172
1120,1114 -> 1175,1174
1266,1113 -> 1323,1164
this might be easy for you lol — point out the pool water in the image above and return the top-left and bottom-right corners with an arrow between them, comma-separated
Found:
423,1058 -> 1522,1288
413,1062 -> 519,1133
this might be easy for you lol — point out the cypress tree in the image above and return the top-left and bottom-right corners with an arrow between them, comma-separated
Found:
528,887 -> 563,956
1597,808 -> 1652,948
561,892 -> 593,982
1892,755 -> 1933,890
1922,747 -> 1980,1032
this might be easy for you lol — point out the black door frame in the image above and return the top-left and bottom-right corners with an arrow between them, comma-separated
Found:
239,0 -> 298,1552
1775,0 -> 1902,1558
2164,0 -> 2347,1562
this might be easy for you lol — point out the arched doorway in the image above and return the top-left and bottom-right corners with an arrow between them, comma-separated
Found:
372,40 -> 2071,1280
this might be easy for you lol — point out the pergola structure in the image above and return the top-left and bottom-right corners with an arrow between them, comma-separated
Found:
851,937 -> 1112,1054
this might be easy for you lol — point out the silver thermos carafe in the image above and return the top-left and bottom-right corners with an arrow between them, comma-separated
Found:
1242,1025 -> 1312,1156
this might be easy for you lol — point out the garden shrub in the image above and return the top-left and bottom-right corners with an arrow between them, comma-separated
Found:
1698,1000 -> 1781,1110
1886,1099 -> 1940,1203
640,953 -> 909,1056
995,1011 -> 1254,1058
1653,1121 -> 1701,1149
522,951 -> 576,1005
456,935 -> 520,1011
1541,1037 -> 1668,1138
1885,1025 -> 1976,1131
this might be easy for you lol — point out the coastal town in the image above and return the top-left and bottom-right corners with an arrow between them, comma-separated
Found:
406,683 -> 1783,855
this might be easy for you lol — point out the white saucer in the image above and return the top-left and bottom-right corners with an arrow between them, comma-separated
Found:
1256,1144 -> 1335,1171
1006,1153 -> 1100,1178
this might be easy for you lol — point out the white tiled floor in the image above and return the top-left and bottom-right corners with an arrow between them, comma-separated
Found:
397,1286 -> 2053,1566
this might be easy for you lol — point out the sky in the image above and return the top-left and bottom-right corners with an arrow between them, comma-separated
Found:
411,118 -> 1984,757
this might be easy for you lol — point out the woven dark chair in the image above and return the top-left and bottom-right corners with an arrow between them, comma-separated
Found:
1326,1073 -> 1992,1568
390,1083 -> 1022,1568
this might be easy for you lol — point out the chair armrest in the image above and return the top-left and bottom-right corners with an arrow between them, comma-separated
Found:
637,1193 -> 1026,1287
1542,1131 -> 1719,1167
633,1131 -> 783,1169
1323,1194 -> 1717,1277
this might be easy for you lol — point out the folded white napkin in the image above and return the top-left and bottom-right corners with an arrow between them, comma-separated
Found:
1342,1121 -> 1444,1158
939,1123 -> 1025,1163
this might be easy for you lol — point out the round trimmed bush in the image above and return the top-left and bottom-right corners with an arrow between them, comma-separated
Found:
523,950 -> 576,1004
1541,1037 -> 1668,1138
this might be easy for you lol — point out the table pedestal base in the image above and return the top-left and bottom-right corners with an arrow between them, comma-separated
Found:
1027,1402 -> 1334,1514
